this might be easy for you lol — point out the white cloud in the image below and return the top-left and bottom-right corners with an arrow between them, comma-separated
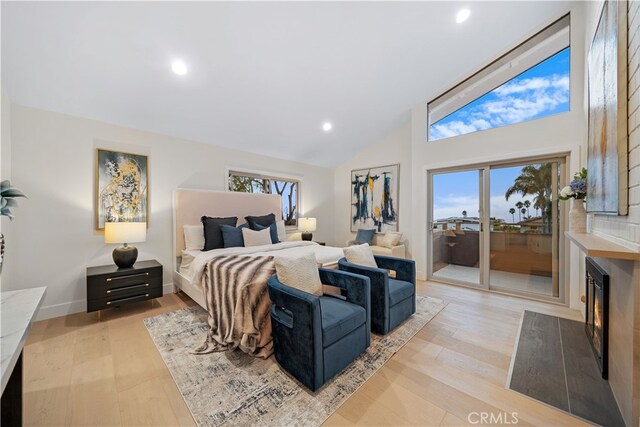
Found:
431,73 -> 569,140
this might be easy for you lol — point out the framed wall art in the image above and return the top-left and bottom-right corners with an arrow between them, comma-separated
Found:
586,0 -> 628,215
96,149 -> 148,229
351,164 -> 399,233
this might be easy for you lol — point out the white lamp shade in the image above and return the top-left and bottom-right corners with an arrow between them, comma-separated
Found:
105,222 -> 147,244
298,217 -> 317,232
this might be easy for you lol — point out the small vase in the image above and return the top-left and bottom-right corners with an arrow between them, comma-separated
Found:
569,198 -> 587,233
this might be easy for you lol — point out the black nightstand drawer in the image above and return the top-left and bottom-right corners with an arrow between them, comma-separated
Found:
87,271 -> 162,298
86,260 -> 163,314
87,285 -> 163,312
87,277 -> 162,300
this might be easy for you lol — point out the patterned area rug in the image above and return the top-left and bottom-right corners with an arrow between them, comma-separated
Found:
144,295 -> 446,427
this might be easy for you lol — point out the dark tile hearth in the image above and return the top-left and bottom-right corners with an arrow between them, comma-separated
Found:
509,311 -> 624,427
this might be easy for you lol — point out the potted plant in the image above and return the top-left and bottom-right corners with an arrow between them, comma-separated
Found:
559,168 -> 587,233
1,180 -> 27,275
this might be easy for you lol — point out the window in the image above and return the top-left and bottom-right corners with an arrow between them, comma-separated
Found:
428,15 -> 570,141
228,171 -> 299,227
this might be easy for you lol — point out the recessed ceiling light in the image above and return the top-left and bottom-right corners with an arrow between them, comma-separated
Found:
456,9 -> 471,24
322,122 -> 333,132
171,60 -> 188,76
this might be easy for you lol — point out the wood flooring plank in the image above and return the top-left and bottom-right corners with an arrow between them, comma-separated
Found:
21,283 -> 591,427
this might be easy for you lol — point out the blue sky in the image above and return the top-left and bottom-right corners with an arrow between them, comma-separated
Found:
433,165 -> 548,223
430,47 -> 570,140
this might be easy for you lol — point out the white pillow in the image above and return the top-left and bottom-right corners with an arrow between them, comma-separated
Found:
184,224 -> 205,250
344,243 -> 378,268
242,227 -> 272,247
274,252 -> 323,296
276,220 -> 287,242
379,232 -> 403,249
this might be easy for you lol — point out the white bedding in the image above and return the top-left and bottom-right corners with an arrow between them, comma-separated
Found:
183,241 -> 344,285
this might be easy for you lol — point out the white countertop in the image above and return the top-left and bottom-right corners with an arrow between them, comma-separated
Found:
1,287 -> 46,394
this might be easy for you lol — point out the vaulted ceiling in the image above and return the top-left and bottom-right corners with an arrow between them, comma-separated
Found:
2,1 -> 575,167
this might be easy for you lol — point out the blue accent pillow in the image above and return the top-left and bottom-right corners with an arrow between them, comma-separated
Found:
220,223 -> 249,248
255,222 -> 280,244
355,229 -> 375,245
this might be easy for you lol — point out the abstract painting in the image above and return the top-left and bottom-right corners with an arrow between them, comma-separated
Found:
586,0 -> 628,215
351,164 -> 399,232
96,149 -> 148,229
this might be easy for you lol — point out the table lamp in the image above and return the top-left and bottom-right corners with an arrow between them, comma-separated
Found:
105,222 -> 146,268
298,217 -> 316,241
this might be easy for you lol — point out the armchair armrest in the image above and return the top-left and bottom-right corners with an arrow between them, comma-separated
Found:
338,258 -> 388,295
374,255 -> 416,285
267,276 -> 322,331
267,275 -> 324,390
319,268 -> 370,311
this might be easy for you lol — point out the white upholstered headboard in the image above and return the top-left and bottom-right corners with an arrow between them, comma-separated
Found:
173,189 -> 282,257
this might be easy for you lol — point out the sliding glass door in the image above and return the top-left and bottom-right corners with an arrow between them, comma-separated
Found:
430,169 -> 484,288
428,158 -> 565,302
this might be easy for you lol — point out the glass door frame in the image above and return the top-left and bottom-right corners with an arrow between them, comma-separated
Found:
426,155 -> 568,305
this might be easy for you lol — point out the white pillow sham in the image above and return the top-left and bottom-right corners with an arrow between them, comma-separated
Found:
274,252 -> 323,296
242,227 -> 273,247
344,243 -> 378,268
183,224 -> 205,251
276,220 -> 287,242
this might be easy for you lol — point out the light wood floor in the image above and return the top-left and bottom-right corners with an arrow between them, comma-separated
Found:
23,282 -> 589,426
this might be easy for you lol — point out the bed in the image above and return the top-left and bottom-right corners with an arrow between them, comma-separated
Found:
172,188 -> 343,309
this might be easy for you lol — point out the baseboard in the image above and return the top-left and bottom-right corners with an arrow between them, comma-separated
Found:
36,282 -> 177,321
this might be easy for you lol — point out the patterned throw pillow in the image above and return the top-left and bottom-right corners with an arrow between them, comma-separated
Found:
274,252 -> 323,296
344,243 -> 378,268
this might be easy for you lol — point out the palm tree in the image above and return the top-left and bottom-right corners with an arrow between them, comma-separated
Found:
521,207 -> 527,220
515,201 -> 524,222
506,164 -> 553,232
509,208 -> 516,223
524,200 -> 531,218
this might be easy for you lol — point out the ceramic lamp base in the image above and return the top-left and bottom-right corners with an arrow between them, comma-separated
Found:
301,232 -> 313,241
113,244 -> 138,269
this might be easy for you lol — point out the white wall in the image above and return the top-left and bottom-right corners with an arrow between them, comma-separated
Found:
1,87 -> 12,290
3,105 -> 335,319
333,122 -> 412,254
410,3 -> 587,309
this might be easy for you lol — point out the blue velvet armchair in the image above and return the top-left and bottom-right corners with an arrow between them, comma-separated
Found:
267,268 -> 371,391
338,255 -> 416,335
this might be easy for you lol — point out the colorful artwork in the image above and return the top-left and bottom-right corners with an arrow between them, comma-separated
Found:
586,0 -> 628,215
96,149 -> 148,229
351,164 -> 399,232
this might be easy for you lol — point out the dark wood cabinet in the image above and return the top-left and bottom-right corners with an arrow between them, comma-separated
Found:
86,260 -> 162,316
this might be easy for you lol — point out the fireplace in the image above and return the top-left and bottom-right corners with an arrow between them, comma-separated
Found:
585,257 -> 609,379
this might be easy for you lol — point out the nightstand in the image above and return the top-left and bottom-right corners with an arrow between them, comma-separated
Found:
87,260 -> 162,320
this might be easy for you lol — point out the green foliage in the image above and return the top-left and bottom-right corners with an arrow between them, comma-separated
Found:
0,180 -> 26,219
